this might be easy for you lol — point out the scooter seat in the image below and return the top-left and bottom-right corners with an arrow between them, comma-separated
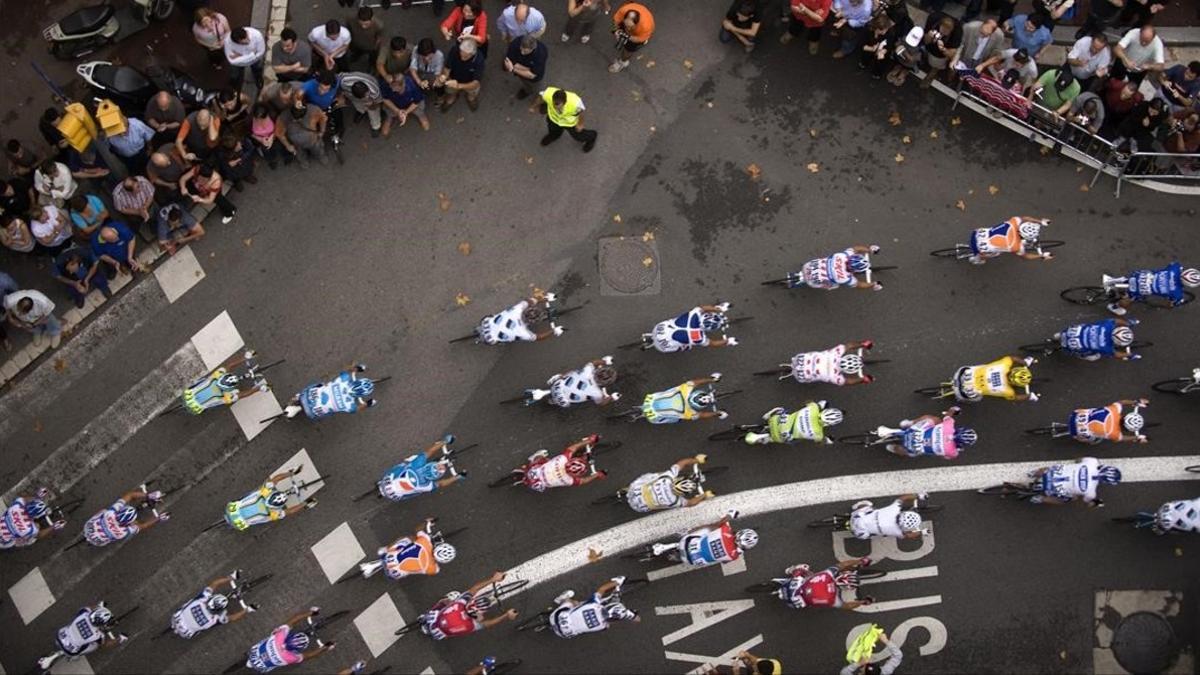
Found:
59,4 -> 115,36
93,63 -> 152,93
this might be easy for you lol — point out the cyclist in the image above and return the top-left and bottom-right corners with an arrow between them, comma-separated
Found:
417,571 -> 519,640
526,356 -> 621,407
476,293 -> 565,344
1054,317 -> 1142,361
225,470 -> 317,531
1066,399 -> 1149,444
244,607 -> 335,673
1153,497 -> 1200,534
82,487 -> 168,547
548,576 -> 641,639
511,435 -> 608,493
966,216 -> 1053,265
1028,457 -> 1121,507
182,350 -> 269,414
849,494 -> 930,540
745,400 -> 844,445
1104,262 -> 1200,315
641,374 -> 728,423
787,245 -> 883,291
645,302 -> 738,353
171,572 -> 252,639
283,363 -> 377,419
650,510 -> 759,567
0,487 -> 66,550
953,355 -> 1038,402
877,406 -> 976,459
777,557 -> 875,611
377,435 -> 465,502
36,602 -> 127,671
363,519 -> 456,580
788,341 -> 876,386
622,455 -> 713,513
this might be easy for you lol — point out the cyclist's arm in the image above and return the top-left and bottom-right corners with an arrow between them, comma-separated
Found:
594,579 -> 619,597
843,340 -> 871,350
697,304 -> 724,312
285,609 -> 318,628
267,472 -> 294,485
435,474 -> 463,489
467,571 -> 507,596
897,493 -> 920,507
282,502 -> 308,517
684,493 -> 712,507
849,245 -> 874,254
137,513 -> 166,531
423,438 -> 450,459
300,643 -> 334,660
119,488 -> 148,503
707,336 -> 731,347
227,605 -> 250,623
674,457 -> 699,471
843,374 -> 869,385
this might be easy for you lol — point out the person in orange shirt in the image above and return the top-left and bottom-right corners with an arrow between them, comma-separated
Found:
610,3 -> 654,73
782,0 -> 833,55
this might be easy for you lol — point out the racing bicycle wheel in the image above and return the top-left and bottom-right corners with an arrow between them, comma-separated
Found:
864,358 -> 891,365
1151,378 -> 1197,395
870,266 -> 898,273
334,568 -> 365,585
604,408 -> 643,422
448,332 -> 479,344
1110,513 -> 1155,528
618,577 -> 650,595
491,659 -> 523,675
447,443 -> 480,458
752,366 -> 791,377
617,338 -> 648,350
499,394 -> 529,405
53,497 -> 86,515
1018,341 -> 1063,355
476,580 -> 530,608
857,569 -> 887,581
1186,465 -> 1200,474
394,618 -> 423,637
835,433 -> 883,447
916,503 -> 944,514
1059,286 -> 1109,306
1024,425 -> 1062,436
699,465 -> 730,478
591,490 -> 627,506
240,573 -> 273,591
621,544 -> 659,561
310,609 -> 350,632
438,527 -> 468,540
591,440 -> 623,455
977,483 -> 1035,497
1142,290 -> 1196,309
516,611 -> 552,632
708,425 -> 758,442
806,514 -> 850,530
913,385 -> 954,399
761,277 -> 793,287
744,580 -> 783,594
488,472 -> 525,488
929,245 -> 970,259
1035,240 -> 1066,250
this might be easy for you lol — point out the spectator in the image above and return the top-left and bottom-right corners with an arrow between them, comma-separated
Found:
4,288 -> 63,349
249,104 -> 290,169
831,0 -> 874,60
68,192 -> 109,240
260,81 -> 299,116
1103,78 -> 1144,134
217,135 -> 258,191
920,13 -> 962,86
1066,33 -> 1111,87
155,204 -> 205,255
441,0 -> 489,57
0,178 -> 35,218
214,89 -> 253,139
272,28 -> 313,82
192,7 -> 231,68
1160,61 -> 1200,111
377,37 -> 413,88
1032,0 -> 1076,29
955,18 -> 1004,71
225,26 -> 267,92
299,71 -> 344,137
875,0 -> 915,33
610,3 -> 654,72
112,176 -> 155,230
340,71 -> 386,137
1113,25 -> 1165,82
54,246 -> 111,308
1117,0 -> 1166,29
144,91 -> 186,145
348,7 -> 385,69
91,222 -> 141,277
721,0 -> 762,53
281,99 -> 329,167
859,15 -> 898,79
1076,0 -> 1122,40
309,19 -> 353,72
0,270 -> 15,350
380,73 -> 430,135
1066,91 -> 1106,134
498,2 -> 547,44
1115,98 -> 1168,152
1164,111 -> 1200,158
980,48 -> 1038,94
440,40 -> 485,112
30,204 -> 74,257
106,116 -> 156,175
562,0 -> 612,44
841,632 -> 903,675
33,160 -> 77,207
5,140 -> 41,179
38,108 -> 69,155
147,146 -> 190,201
1,214 -> 35,254
409,39 -> 446,93
781,0 -> 832,54
65,146 -> 110,182
504,35 -> 548,99
1006,12 -> 1052,60
532,86 -> 597,152
176,109 -> 221,162
179,164 -> 236,224
1035,67 -> 1082,115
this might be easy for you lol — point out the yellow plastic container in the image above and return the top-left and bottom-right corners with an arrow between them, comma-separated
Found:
57,103 -> 99,152
95,99 -> 128,136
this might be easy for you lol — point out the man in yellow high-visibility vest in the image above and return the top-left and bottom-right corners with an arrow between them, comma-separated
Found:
530,86 -> 597,152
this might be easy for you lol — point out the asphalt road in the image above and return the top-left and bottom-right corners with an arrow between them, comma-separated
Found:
1,2 -> 1198,674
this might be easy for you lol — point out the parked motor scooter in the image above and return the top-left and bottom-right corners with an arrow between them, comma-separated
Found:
77,61 -> 216,115
43,0 -> 176,60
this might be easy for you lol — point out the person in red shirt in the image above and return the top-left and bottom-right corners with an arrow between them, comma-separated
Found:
416,571 -> 518,640
781,0 -> 832,55
441,0 -> 489,58
610,3 -> 654,72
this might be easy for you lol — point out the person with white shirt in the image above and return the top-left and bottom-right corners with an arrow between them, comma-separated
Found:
1113,25 -> 1165,82
30,204 -> 73,257
498,2 -> 547,43
309,20 -> 353,72
4,289 -> 62,348
1066,33 -> 1111,86
225,26 -> 266,92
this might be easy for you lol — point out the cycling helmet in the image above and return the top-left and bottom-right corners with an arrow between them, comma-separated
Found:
603,602 -> 638,622
1112,325 -> 1134,347
1096,465 -> 1123,485
672,478 -> 698,496
521,304 -> 549,325
954,427 -> 978,447
1017,219 -> 1043,241
1181,267 -> 1200,288
284,631 -> 311,653
115,505 -> 138,526
593,364 -> 618,388
1122,412 -> 1144,433
819,407 -> 844,427
420,460 -> 449,483
898,510 -> 923,532
1009,366 -> 1033,387
481,657 -> 497,670
25,499 -> 50,520
89,606 -> 115,628
266,491 -> 289,509
839,353 -> 864,376
433,542 -> 457,564
700,311 -> 728,332
848,253 -> 871,274
206,593 -> 229,613
350,377 -> 375,399
735,529 -> 759,550
565,457 -> 590,478
691,391 -> 716,408
444,590 -> 463,602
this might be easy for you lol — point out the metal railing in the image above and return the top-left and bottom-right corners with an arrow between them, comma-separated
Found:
1110,151 -> 1200,198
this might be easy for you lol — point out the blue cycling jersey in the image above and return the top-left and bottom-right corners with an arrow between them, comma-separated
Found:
1059,320 -> 1115,356
1127,262 -> 1184,304
298,372 -> 360,419
378,453 -> 442,501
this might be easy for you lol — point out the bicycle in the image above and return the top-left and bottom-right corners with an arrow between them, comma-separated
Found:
1110,511 -> 1163,532
1017,337 -> 1152,357
761,251 -> 896,288
352,443 -> 478,502
201,468 -> 328,533
930,240 -> 1064,260
590,463 -> 729,506
976,481 -> 1042,500
221,610 -> 350,674
448,302 -> 585,344
616,316 -> 753,351
158,353 -> 284,418
743,567 -> 886,607
334,521 -> 466,583
806,504 -> 943,531
393,579 -> 531,637
753,349 -> 889,381
487,441 -> 620,488
913,375 -> 1046,401
1059,283 -> 1195,311
606,391 -> 740,423
1151,369 -> 1200,395
152,571 -> 274,640
515,577 -> 649,633
1024,421 -> 1158,438
64,482 -> 169,551
35,605 -> 139,673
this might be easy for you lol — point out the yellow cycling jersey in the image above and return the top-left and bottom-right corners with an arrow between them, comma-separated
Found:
968,356 -> 1018,400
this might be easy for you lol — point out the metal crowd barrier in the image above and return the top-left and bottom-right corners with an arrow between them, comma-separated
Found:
1111,151 -> 1200,198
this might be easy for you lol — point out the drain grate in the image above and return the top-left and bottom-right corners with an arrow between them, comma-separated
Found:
1111,612 -> 1177,675
598,236 -> 661,296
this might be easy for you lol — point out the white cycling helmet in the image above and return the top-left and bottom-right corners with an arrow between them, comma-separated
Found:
1112,325 -> 1134,347
1122,412 -> 1144,433
433,542 -> 457,564
819,407 -> 844,427
839,353 -> 864,376
898,511 -> 923,532
89,606 -> 115,628
1017,219 -> 1043,241
735,529 -> 759,550
1181,267 -> 1200,288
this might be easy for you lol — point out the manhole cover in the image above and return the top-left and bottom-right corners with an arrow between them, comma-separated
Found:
1111,612 -> 1176,675
598,236 -> 661,296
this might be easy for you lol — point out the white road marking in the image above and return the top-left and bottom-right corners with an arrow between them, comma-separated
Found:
230,388 -> 283,442
855,596 -> 944,613
311,522 -> 366,584
646,557 -> 747,582
274,448 -> 324,497
721,556 -> 747,576
848,617 -> 949,661
153,246 -> 205,303
503,455 -> 1200,596
190,311 -> 245,371
667,635 -> 764,674
859,565 -> 939,585
8,567 -> 55,625
48,656 -> 93,674
657,600 -> 757,646
419,668 -> 435,675
354,592 -> 405,657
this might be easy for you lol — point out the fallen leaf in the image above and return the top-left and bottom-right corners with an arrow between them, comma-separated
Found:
967,189 -> 975,195
1040,146 -> 1052,156
745,163 -> 762,180
705,101 -> 714,108
437,192 -> 451,211
587,547 -> 603,562
955,199 -> 967,211
1079,184 -> 1090,192
888,111 -> 902,126
613,214 -> 622,223
642,256 -> 654,268
1076,166 -> 1083,173
525,155 -> 534,165
33,420 -> 43,433
649,125 -> 657,132
645,60 -> 656,69
950,116 -> 962,126
929,130 -> 940,139
1059,651 -> 1067,661
683,59 -> 694,70
53,358 -> 67,372
210,252 -> 216,258
455,116 -> 465,124
1175,547 -> 1183,557
457,241 -> 471,256
988,185 -> 1000,195
894,153 -> 905,163
808,128 -> 818,138
642,231 -> 655,242
806,162 -> 820,173
454,292 -> 471,307
242,238 -> 252,247
630,89 -> 643,102
901,135 -> 912,144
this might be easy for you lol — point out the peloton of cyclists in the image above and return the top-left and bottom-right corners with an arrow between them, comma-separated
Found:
788,245 -> 884,291
641,374 -> 728,423
0,487 -> 66,550
1064,399 -> 1149,444
1028,457 -> 1122,507
547,576 -> 641,639
377,435 -> 466,502
967,216 -> 1053,264
476,293 -> 565,344
789,341 -> 877,386
850,494 -> 931,540
224,469 -> 317,531
1103,262 -> 1200,315
776,557 -> 876,611
526,356 -> 620,407
37,602 -> 128,672
876,406 -> 977,459
744,401 -> 844,445
82,486 -> 168,547
651,510 -> 759,567
284,363 -> 377,419
416,571 -> 519,640
953,355 -> 1038,402
1054,318 -> 1142,361
362,519 -> 457,580
622,455 -> 713,514
509,435 -> 608,492
645,303 -> 738,353
243,607 -> 335,673
171,571 -> 252,639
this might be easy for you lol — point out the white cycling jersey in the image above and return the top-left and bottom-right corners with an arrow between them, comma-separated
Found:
1157,498 -> 1200,533
172,588 -> 229,639
791,345 -> 846,385
56,608 -> 106,656
850,500 -> 906,539
549,364 -> 606,407
1041,457 -> 1101,503
626,465 -> 683,513
478,301 -> 537,344
550,596 -> 611,638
